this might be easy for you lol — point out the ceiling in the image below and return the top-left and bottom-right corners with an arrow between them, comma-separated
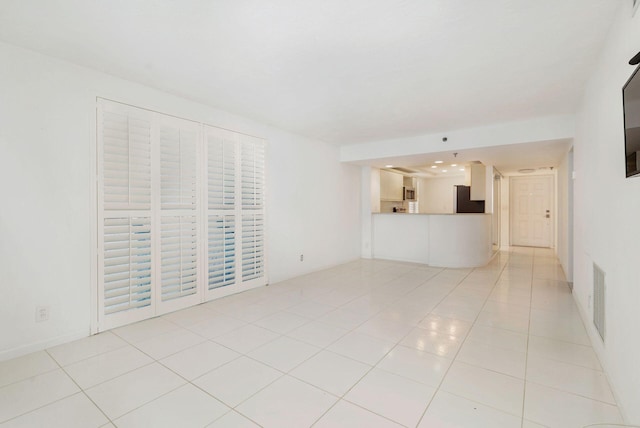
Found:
0,0 -> 620,147
367,138 -> 573,176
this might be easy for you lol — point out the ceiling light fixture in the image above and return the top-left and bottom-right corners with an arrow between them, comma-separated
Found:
459,168 -> 465,171
434,160 -> 443,164
385,164 -> 393,168
431,165 -> 437,169
451,164 -> 457,167
442,169 -> 448,172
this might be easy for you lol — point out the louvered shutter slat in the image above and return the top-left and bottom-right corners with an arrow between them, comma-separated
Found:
99,103 -> 154,325
160,213 -> 198,301
208,215 -> 235,289
157,118 -> 200,306
240,139 -> 265,210
102,111 -> 152,211
207,128 -> 236,210
102,217 -> 152,315
99,100 -> 268,331
238,136 -> 265,283
241,213 -> 265,281
160,125 -> 198,210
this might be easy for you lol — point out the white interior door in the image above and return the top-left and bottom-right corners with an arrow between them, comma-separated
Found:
510,175 -> 553,247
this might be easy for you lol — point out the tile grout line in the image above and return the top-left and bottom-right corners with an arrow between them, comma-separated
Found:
115,261 -> 409,427
46,348 -> 115,427
520,248 -> 536,428
415,251 -> 537,426
0,364 -> 61,391
7,253 -> 609,428
62,322 -> 253,426
308,265 -> 472,428
190,262 -> 414,426
407,262 -> 508,427
103,331 -> 267,426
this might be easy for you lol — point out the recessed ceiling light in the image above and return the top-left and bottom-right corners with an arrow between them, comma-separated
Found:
442,169 -> 448,172
385,164 -> 393,168
451,164 -> 457,167
459,168 -> 465,171
431,165 -> 437,169
434,160 -> 443,164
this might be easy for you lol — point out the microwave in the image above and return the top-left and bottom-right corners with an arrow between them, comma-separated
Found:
403,187 -> 416,201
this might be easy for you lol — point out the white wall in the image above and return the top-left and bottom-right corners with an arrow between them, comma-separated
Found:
371,213 -> 492,268
418,176 -> 465,213
483,164 -> 495,214
0,42 -> 362,360
372,214 -> 430,264
500,178 -> 510,247
361,166 -> 375,258
572,3 -> 640,423
556,149 -> 572,281
340,115 -> 575,162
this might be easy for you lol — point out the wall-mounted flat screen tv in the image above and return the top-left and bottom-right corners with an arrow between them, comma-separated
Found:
623,64 -> 640,178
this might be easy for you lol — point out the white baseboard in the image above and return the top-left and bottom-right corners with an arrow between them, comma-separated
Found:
571,291 -> 630,424
0,330 -> 89,363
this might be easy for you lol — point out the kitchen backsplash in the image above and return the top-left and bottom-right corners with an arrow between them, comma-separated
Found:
380,200 -> 407,213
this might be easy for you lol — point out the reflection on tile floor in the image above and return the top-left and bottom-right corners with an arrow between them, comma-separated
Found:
0,247 -> 625,427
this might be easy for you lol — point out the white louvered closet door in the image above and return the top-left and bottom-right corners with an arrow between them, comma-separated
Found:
156,116 -> 202,314
240,135 -> 267,286
204,126 -> 238,299
97,99 -> 267,331
97,100 -> 155,330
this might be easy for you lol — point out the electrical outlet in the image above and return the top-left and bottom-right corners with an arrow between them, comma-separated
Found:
36,306 -> 50,323
300,254 -> 304,262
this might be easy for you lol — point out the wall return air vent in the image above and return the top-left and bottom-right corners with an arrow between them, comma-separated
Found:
593,263 -> 606,342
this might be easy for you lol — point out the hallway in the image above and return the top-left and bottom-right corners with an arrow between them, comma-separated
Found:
0,248 -> 622,427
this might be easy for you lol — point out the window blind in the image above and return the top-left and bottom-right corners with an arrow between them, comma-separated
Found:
206,127 -> 238,293
208,215 -> 236,289
241,136 -> 265,209
160,216 -> 198,301
242,213 -> 265,281
97,99 -> 267,331
103,217 -> 152,315
207,127 -> 236,210
98,101 -> 155,329
158,118 -> 201,311
102,111 -> 152,210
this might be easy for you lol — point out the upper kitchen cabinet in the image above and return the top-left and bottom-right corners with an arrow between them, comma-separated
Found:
380,170 -> 404,201
403,176 -> 416,189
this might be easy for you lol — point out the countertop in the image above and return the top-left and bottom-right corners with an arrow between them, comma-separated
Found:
373,212 -> 490,215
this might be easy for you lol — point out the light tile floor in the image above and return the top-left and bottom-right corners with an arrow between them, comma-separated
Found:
0,247 -> 626,428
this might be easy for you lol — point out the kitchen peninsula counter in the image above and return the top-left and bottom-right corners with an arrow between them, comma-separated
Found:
372,213 -> 493,268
